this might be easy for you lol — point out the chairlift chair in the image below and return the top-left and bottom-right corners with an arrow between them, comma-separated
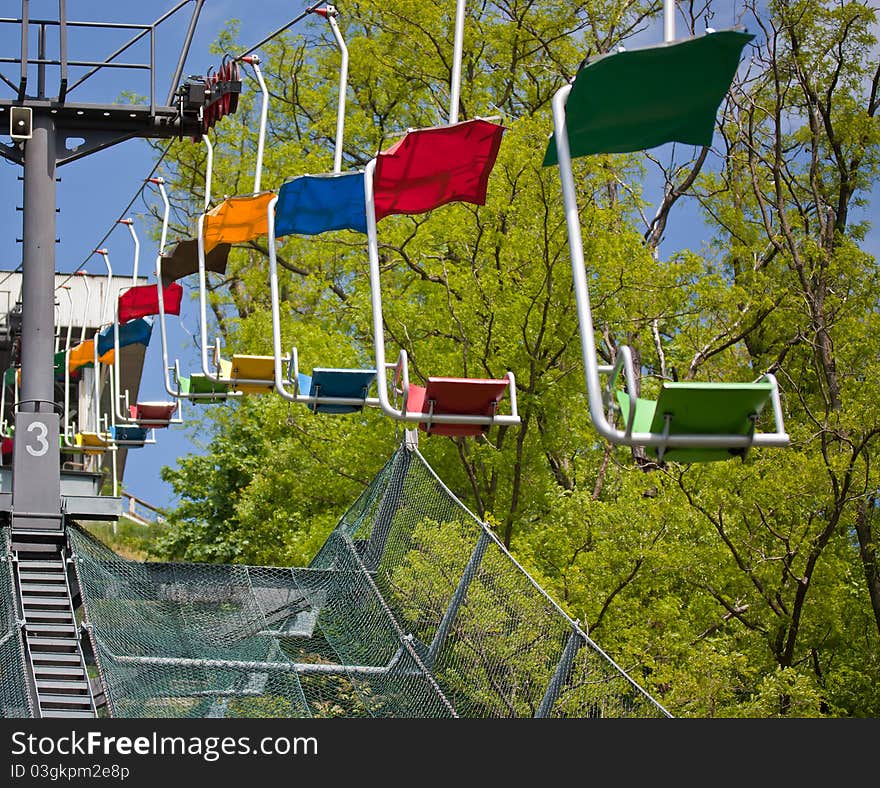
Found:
547,6 -> 789,463
194,55 -> 286,396
105,219 -> 181,430
360,0 -> 519,436
266,9 -> 379,415
268,177 -> 379,412
147,176 -> 235,404
60,252 -> 117,456
363,121 -> 520,437
62,338 -> 119,493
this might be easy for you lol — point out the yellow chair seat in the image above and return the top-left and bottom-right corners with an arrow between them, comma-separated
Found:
75,432 -> 111,455
227,354 -> 276,394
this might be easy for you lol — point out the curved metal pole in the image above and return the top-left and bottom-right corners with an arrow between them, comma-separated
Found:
364,158 -> 395,419
112,294 -> 130,423
54,293 -> 61,354
93,249 -> 114,440
62,286 -> 74,355
201,135 -> 214,211
321,6 -> 348,173
119,218 -> 140,284
241,55 -> 268,194
62,347 -> 73,446
196,213 -> 221,382
95,248 -> 113,326
664,0 -> 676,43
151,178 -> 185,400
92,332 -> 104,439
114,217 -> 141,421
267,196 -> 297,402
449,0 -> 466,125
76,271 -> 91,344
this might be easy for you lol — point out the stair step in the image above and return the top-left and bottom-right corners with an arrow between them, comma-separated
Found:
18,560 -> 64,570
38,694 -> 92,708
36,679 -> 90,692
19,571 -> 66,582
26,623 -> 77,635
24,610 -> 75,622
41,709 -> 96,719
29,652 -> 82,664
21,596 -> 71,608
13,542 -> 62,553
33,665 -> 86,677
20,583 -> 68,594
26,637 -> 79,650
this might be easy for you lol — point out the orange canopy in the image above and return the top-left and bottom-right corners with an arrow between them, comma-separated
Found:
67,340 -> 114,373
202,192 -> 274,253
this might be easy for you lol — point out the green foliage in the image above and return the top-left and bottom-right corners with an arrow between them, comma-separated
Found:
152,0 -> 880,716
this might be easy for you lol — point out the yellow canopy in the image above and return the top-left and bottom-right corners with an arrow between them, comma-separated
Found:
202,192 -> 274,253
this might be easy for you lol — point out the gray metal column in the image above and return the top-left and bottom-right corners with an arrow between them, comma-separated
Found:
426,528 -> 490,667
362,443 -> 413,570
535,628 -> 584,718
12,113 -> 62,533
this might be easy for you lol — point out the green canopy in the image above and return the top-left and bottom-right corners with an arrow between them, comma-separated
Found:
616,380 -> 774,463
543,30 -> 754,165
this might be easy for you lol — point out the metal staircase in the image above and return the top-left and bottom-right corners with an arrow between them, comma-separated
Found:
12,533 -> 97,718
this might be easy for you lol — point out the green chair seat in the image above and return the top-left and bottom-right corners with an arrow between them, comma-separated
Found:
179,373 -> 229,402
616,380 -> 774,463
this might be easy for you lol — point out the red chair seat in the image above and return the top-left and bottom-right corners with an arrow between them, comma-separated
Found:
407,377 -> 508,436
129,402 -> 177,426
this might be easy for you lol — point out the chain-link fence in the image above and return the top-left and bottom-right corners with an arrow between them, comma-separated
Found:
69,442 -> 671,718
0,529 -> 34,718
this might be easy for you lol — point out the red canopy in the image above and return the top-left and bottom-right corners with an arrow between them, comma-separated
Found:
373,119 -> 505,220
118,283 -> 183,324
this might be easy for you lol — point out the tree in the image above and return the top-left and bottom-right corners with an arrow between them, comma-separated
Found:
152,0 -> 879,716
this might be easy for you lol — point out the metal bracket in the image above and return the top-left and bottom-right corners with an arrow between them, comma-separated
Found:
55,128 -> 138,166
0,141 -> 24,165
404,428 -> 419,451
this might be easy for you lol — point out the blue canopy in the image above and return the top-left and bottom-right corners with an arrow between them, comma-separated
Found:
274,172 -> 367,237
96,317 -> 153,357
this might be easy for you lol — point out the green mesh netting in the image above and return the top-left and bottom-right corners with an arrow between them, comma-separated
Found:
70,444 -> 671,718
0,529 -> 34,718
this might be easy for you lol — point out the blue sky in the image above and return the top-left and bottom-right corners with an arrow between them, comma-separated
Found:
0,1 -> 326,508
1,1 -> 877,510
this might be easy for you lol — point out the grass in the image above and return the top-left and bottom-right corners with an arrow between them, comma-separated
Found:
83,517 -> 168,561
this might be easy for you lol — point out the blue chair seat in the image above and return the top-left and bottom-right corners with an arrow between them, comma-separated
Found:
110,425 -> 148,446
299,368 -> 376,414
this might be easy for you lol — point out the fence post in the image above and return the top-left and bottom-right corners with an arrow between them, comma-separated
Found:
425,528 -> 491,667
535,627 -> 584,718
